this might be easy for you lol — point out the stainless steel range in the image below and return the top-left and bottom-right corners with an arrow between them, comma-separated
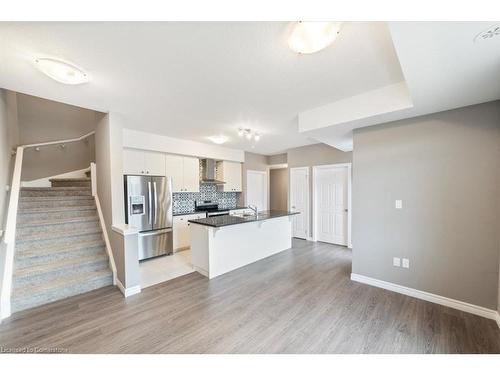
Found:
194,200 -> 230,217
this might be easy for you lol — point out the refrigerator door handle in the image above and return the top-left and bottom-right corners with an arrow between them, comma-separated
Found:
148,181 -> 152,225
139,228 -> 173,237
153,181 -> 158,225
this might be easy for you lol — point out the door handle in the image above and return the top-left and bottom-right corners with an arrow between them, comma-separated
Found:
153,181 -> 158,224
148,181 -> 152,225
139,228 -> 173,237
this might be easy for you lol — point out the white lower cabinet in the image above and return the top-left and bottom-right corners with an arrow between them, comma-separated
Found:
173,213 -> 205,251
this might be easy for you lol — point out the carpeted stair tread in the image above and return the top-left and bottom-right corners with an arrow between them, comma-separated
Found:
11,269 -> 113,313
16,239 -> 106,260
16,227 -> 102,243
20,195 -> 94,202
49,178 -> 91,182
17,215 -> 99,228
18,205 -> 96,214
14,253 -> 109,280
21,186 -> 91,191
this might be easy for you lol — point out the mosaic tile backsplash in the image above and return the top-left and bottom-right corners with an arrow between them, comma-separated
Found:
172,184 -> 240,214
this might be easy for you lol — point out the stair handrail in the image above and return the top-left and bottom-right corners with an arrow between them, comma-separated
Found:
16,130 -> 95,151
90,162 -> 117,285
1,130 -> 95,320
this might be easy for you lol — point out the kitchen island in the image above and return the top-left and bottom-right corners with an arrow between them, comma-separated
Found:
188,211 -> 298,279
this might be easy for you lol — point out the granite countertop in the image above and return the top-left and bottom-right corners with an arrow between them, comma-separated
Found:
173,206 -> 248,216
188,210 -> 299,227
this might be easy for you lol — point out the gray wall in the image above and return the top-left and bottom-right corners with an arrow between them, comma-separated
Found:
287,143 -> 352,168
287,143 -> 352,236
352,101 -> 500,310
15,93 -> 99,181
16,93 -> 98,144
267,153 -> 287,165
21,135 -> 95,181
270,168 -> 288,211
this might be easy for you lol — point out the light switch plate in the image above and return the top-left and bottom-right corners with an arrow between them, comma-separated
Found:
402,258 -> 410,268
395,200 -> 403,209
393,257 -> 401,267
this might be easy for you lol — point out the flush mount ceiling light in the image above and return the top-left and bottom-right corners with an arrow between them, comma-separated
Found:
238,128 -> 261,142
288,21 -> 342,54
474,24 -> 500,42
34,57 -> 89,85
208,135 -> 228,145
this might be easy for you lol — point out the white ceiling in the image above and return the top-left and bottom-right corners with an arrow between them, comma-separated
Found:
0,22 -> 403,154
0,22 -> 498,155
299,22 -> 500,150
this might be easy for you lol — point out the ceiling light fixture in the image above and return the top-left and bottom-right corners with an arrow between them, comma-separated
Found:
288,21 -> 342,54
34,57 -> 89,85
238,128 -> 262,142
208,135 -> 228,145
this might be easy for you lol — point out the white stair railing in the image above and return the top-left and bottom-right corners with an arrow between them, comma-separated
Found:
0,131 -> 95,320
90,162 -> 117,285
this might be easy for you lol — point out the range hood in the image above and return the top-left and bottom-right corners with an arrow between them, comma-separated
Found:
200,158 -> 226,184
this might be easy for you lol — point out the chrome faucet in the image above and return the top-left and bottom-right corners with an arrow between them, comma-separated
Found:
248,204 -> 258,218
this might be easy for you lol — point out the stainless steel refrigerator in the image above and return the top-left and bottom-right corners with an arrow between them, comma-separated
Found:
124,175 -> 173,261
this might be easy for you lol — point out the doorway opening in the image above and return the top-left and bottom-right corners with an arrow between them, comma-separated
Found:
269,164 -> 288,211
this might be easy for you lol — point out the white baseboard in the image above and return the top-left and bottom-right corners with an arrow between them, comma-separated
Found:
116,279 -> 141,297
351,273 -> 498,323
496,312 -> 500,330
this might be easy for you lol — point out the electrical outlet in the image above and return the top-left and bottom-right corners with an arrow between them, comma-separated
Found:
395,200 -> 403,209
402,258 -> 410,269
393,257 -> 401,267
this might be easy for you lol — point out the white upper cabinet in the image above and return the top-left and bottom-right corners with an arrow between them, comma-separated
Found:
123,148 -> 145,175
144,151 -> 166,175
217,161 -> 242,192
165,154 -> 200,192
123,149 -> 166,176
165,154 -> 184,192
183,156 -> 200,192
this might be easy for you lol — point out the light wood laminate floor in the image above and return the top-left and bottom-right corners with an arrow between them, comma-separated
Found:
1,239 -> 499,353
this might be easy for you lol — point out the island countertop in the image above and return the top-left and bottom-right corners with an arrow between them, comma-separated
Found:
188,210 -> 299,227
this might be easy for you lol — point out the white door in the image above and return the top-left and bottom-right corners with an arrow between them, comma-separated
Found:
290,167 -> 309,239
246,170 -> 267,211
315,166 -> 348,245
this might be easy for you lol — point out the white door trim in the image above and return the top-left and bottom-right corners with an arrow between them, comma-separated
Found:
312,163 -> 352,248
289,167 -> 310,240
246,169 -> 268,210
